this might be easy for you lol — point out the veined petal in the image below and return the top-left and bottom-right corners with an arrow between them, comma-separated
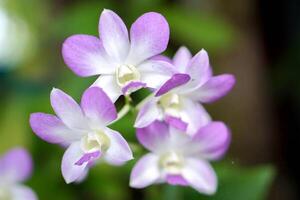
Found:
92,75 -> 122,102
0,148 -> 32,183
30,113 -> 81,144
11,185 -> 37,200
155,73 -> 190,96
186,49 -> 212,87
192,122 -> 231,160
104,128 -> 133,166
189,74 -> 236,103
62,34 -> 113,77
50,88 -> 88,130
173,46 -> 192,72
180,98 -> 211,135
136,121 -> 169,153
99,9 -> 129,61
127,12 -> 169,65
138,60 -> 176,89
81,87 -> 117,127
134,98 -> 161,128
61,142 -> 87,184
130,153 -> 160,188
182,158 -> 217,195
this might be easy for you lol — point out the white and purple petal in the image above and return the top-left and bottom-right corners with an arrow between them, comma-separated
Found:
11,185 -> 37,200
127,12 -> 170,65
99,9 -> 129,62
61,142 -> 87,184
0,148 -> 32,183
81,87 -> 117,127
156,73 -> 190,96
92,75 -> 122,102
136,121 -> 170,153
62,34 -> 113,77
189,74 -> 236,103
173,46 -> 192,73
122,81 -> 146,95
134,97 -> 161,128
30,113 -> 81,144
104,128 -> 133,166
181,158 -> 217,195
192,122 -> 231,160
138,60 -> 176,89
130,153 -> 160,188
50,88 -> 88,130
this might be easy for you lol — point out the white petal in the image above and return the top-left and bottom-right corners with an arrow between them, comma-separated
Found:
61,142 -> 87,184
104,128 -> 133,166
11,185 -> 37,200
182,158 -> 217,195
134,98 -> 161,128
92,75 -> 122,103
130,153 -> 160,188
99,9 -> 129,62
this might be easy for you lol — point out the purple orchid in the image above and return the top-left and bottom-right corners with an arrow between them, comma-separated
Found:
130,121 -> 230,194
135,47 -> 235,134
29,87 -> 133,183
0,148 -> 37,200
62,9 -> 175,102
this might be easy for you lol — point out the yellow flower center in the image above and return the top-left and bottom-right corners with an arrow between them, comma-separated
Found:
116,64 -> 140,86
0,187 -> 11,200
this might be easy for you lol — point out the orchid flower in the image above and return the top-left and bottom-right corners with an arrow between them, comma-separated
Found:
135,47 -> 235,134
29,87 -> 133,183
0,148 -> 37,200
130,121 -> 230,195
62,9 -> 175,102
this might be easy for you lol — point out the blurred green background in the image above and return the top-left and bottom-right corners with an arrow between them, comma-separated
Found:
1,0 -> 299,199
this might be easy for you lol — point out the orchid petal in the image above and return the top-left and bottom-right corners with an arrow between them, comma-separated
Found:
0,148 -> 32,183
186,49 -> 212,87
190,74 -> 236,103
81,87 -> 117,127
50,88 -> 88,130
192,122 -> 231,160
11,185 -> 37,200
155,73 -> 190,96
136,121 -> 169,153
138,60 -> 175,89
130,153 -> 160,188
92,75 -> 122,102
99,9 -> 129,61
62,34 -> 113,77
30,113 -> 81,144
127,12 -> 169,65
180,98 -> 211,135
173,46 -> 192,72
61,142 -> 87,184
122,81 -> 146,95
166,174 -> 188,186
134,98 -> 161,128
182,158 -> 217,195
104,128 -> 133,166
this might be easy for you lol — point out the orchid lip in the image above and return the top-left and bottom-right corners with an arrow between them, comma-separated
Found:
116,64 -> 140,87
159,152 -> 184,175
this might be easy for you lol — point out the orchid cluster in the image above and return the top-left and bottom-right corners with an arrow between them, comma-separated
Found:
28,9 -> 235,195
